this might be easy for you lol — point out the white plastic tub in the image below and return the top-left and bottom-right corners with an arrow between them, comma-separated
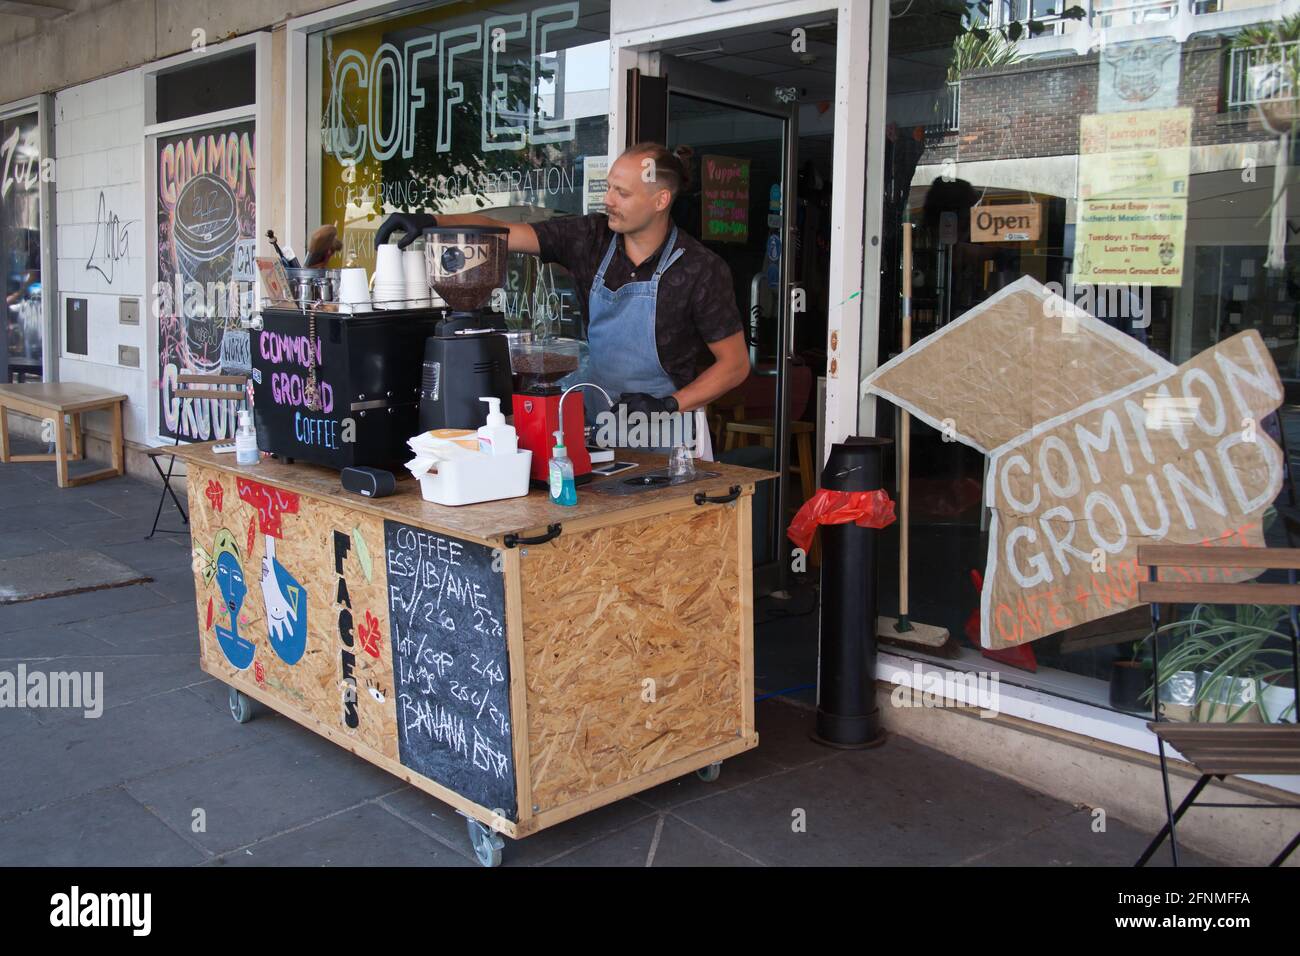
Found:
416,449 -> 533,506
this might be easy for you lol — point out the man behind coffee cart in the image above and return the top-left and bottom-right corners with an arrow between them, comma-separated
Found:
375,142 -> 751,460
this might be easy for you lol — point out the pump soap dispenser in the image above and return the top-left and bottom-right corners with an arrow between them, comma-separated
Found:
236,410 -> 259,465
477,396 -> 517,455
548,429 -> 577,506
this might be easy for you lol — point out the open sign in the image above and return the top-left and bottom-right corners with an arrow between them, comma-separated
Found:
970,203 -> 1041,242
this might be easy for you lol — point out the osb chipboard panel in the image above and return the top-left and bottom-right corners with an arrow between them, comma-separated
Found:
186,462 -> 398,760
170,441 -> 777,543
520,502 -> 745,812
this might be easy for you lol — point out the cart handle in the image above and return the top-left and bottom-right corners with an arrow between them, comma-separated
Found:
503,523 -> 562,549
694,485 -> 742,506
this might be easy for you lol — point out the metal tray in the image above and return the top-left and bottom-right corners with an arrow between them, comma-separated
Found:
589,468 -> 721,496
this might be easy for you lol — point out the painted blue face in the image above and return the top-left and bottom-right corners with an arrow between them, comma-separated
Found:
216,551 -> 247,618
214,548 -> 256,671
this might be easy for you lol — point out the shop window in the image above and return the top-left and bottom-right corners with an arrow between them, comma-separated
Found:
154,50 -> 256,124
146,42 -> 261,442
312,0 -> 611,338
873,6 -> 1299,722
1,109 -> 43,382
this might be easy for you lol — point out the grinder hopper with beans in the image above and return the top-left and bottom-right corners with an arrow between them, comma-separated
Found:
416,226 -> 514,431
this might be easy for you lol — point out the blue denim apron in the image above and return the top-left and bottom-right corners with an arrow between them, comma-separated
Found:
584,226 -> 700,456
587,226 -> 684,400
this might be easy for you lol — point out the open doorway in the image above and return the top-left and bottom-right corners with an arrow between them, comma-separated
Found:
645,23 -> 838,593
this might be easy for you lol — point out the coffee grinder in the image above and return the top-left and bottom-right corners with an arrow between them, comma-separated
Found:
507,336 -> 592,484
418,226 -> 513,431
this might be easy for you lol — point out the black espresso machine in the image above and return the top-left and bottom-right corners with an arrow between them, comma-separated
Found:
252,304 -> 444,471
251,226 -> 514,470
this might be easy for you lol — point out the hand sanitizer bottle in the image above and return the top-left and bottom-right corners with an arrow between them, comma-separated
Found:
548,429 -> 577,506
477,396 -> 517,455
235,410 -> 260,465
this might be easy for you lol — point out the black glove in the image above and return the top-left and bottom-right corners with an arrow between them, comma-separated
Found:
616,392 -> 679,416
374,212 -> 438,249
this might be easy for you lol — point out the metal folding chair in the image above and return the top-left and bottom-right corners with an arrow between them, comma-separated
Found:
146,373 -> 249,539
1135,544 -> 1300,867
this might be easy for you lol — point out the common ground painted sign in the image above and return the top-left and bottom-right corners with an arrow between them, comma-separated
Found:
863,276 -> 1285,648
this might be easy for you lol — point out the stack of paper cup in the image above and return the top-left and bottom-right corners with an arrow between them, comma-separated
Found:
371,244 -> 407,309
402,247 -> 431,308
337,268 -> 371,314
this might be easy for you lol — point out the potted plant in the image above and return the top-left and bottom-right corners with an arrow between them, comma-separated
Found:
1231,14 -> 1300,133
1145,603 -> 1298,723
1109,637 -> 1153,714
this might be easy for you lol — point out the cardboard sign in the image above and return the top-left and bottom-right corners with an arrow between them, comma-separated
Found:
701,155 -> 750,243
971,203 -> 1041,242
862,277 -> 1285,647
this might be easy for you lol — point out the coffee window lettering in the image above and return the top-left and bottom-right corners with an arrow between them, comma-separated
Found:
314,1 -> 609,341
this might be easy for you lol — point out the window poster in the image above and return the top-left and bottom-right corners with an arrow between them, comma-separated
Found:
1073,108 -> 1191,288
583,155 -> 608,215
156,120 -> 257,441
701,154 -> 750,244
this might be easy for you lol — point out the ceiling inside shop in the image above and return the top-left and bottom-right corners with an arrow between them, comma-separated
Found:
649,1 -> 970,106
652,16 -> 838,104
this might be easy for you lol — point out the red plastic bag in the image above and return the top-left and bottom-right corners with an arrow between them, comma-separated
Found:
786,488 -> 896,553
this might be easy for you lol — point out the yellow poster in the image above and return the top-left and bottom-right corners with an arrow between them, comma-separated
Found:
1078,108 -> 1192,200
1075,108 -> 1191,286
1073,197 -> 1187,285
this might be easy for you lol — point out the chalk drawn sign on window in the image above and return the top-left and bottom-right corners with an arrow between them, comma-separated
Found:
156,120 -> 257,441
701,154 -> 750,244
384,520 -> 515,818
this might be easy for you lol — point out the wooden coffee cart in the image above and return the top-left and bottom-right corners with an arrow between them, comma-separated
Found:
173,441 -> 770,865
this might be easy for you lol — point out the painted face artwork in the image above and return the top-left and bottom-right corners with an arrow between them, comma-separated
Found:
261,536 -> 308,665
214,549 -> 256,670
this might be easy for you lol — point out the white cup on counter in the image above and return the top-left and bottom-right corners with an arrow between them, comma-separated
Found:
403,248 -> 431,307
370,280 -> 408,309
338,267 -> 372,314
374,243 -> 403,284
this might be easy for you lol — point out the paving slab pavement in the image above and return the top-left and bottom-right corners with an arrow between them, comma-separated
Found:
0,443 -> 1223,866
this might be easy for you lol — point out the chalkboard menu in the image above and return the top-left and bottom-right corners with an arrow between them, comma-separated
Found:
384,520 -> 515,818
156,120 -> 258,441
701,154 -> 750,244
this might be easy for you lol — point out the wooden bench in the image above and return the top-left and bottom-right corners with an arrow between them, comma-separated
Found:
0,383 -> 127,488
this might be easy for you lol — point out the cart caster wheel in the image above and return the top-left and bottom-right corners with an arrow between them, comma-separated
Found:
466,817 -> 504,868
228,687 -> 254,724
696,761 -> 722,783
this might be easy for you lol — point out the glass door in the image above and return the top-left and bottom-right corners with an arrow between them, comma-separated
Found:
662,56 -> 797,587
